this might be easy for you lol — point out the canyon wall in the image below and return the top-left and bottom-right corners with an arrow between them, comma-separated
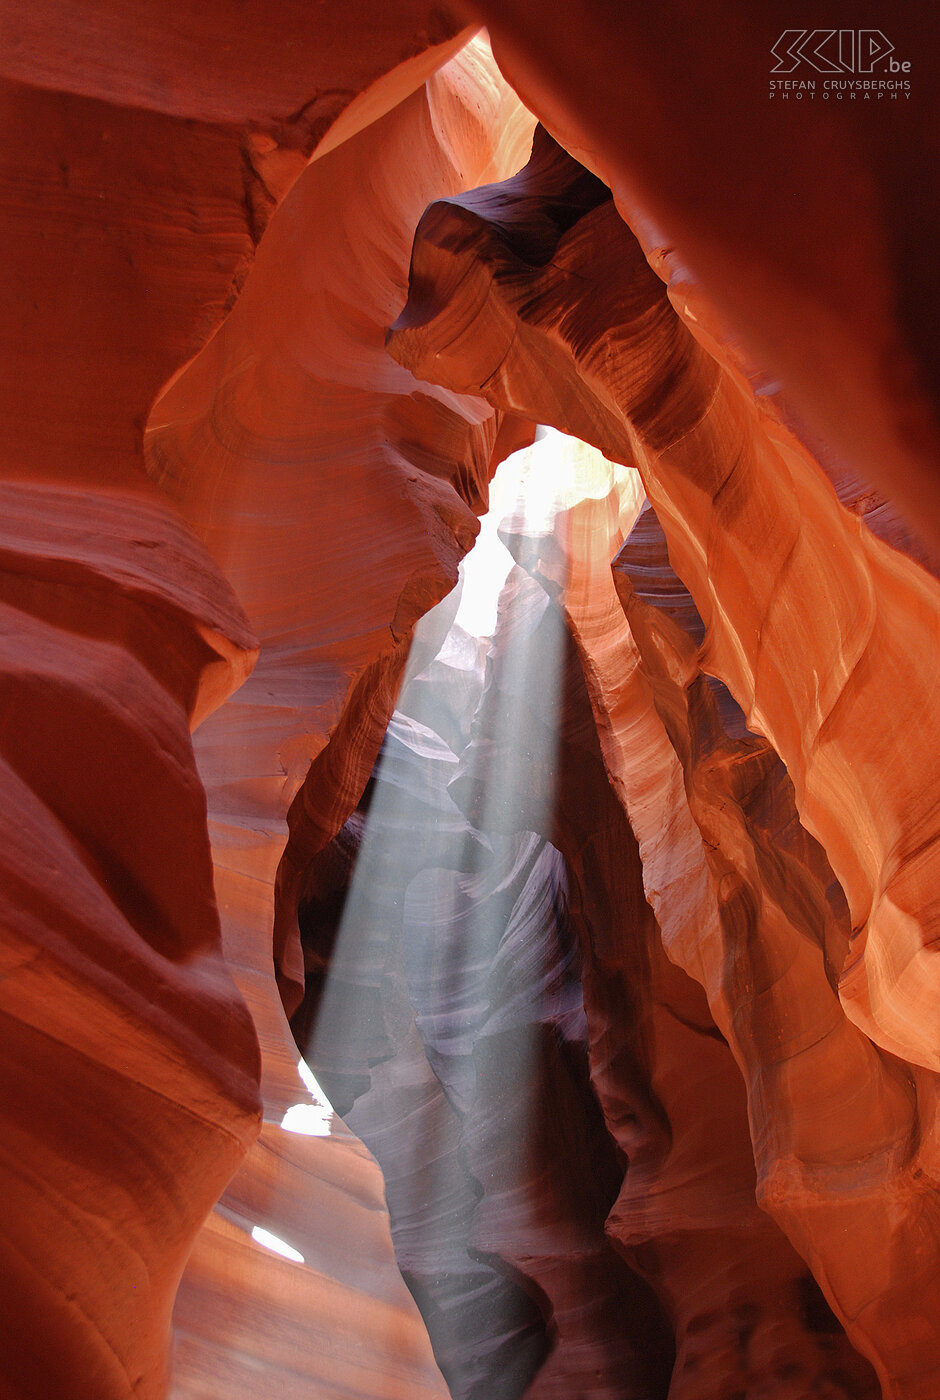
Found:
1,8 -> 938,1400
0,15 -> 521,1399
466,0 -> 940,559
146,39 -> 539,1398
387,134 -> 940,1396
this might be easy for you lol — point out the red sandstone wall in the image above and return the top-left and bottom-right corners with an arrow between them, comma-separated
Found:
0,14 -> 505,1398
2,9 -> 939,1399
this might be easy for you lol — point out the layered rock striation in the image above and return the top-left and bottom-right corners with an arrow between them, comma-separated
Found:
4,13 -> 939,1400
143,37 -> 537,1400
0,18 -> 520,1400
285,445 -> 887,1397
464,0 -> 940,558
288,562 -> 677,1400
387,136 -> 940,1395
387,129 -> 940,1081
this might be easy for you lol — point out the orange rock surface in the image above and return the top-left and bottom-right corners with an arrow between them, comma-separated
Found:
387,135 -> 940,1395
463,0 -> 940,560
481,490 -> 880,1400
144,35 -> 536,1400
515,438 -> 935,1397
0,16 -> 516,1400
3,10 -> 940,1400
388,132 -> 940,1080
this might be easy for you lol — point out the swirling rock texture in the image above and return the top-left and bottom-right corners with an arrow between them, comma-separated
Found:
0,37 -> 266,1400
611,504 -> 932,1395
143,38 -> 538,1399
0,486 -> 261,1400
286,457 -> 884,1399
6,8 -> 940,1400
493,445 -> 884,1400
460,0 -> 940,561
388,128 -> 940,1078
0,12 -> 530,1400
387,134 -> 940,1396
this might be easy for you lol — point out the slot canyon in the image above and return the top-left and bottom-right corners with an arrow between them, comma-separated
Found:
0,4 -> 938,1399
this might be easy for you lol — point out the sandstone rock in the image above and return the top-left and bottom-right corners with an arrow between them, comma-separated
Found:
143,38 -> 537,1399
0,481 -> 260,1400
0,20 -> 528,1399
284,444 -> 884,1397
6,12 -> 940,1400
615,501 -> 939,1398
496,440 -> 883,1400
0,59 -> 265,1400
287,570 -> 676,1400
463,0 -> 940,559
387,130 -> 940,1081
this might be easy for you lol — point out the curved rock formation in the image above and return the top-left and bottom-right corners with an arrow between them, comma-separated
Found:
146,37 -> 535,997
387,130 -> 940,1082
6,11 -> 940,1400
171,1114 -> 450,1400
494,443 -> 887,1399
463,0 -> 940,560
0,18 -> 520,1399
141,38 -> 537,1399
0,0 -> 472,135
288,567 -> 676,1400
504,433 -> 938,1397
0,57 -> 267,1400
390,146 -> 940,1364
611,502 -> 937,1397
282,445 -> 888,1398
0,486 -> 260,1400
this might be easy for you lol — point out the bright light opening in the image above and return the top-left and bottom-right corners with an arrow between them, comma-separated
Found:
250,1226 -> 305,1263
280,1102 -> 333,1136
279,1057 -> 335,1136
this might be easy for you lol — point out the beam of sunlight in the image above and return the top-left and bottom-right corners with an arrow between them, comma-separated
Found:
250,1226 -> 305,1263
293,428 -> 634,1393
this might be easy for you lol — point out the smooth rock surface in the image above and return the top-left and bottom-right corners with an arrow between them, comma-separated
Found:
145,39 -> 537,1399
0,18 -> 519,1399
281,441 -> 889,1398
387,130 -> 940,1082
461,0 -> 940,559
5,13 -> 940,1400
